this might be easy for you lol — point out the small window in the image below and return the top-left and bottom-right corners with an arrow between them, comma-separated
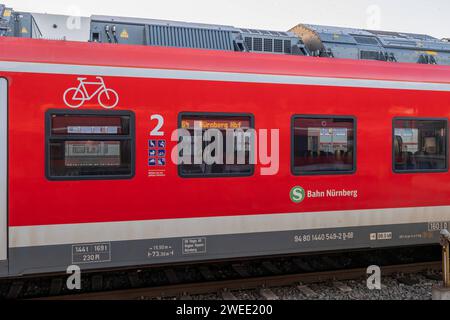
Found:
46,110 -> 135,180
292,116 -> 356,175
393,118 -> 447,172
178,113 -> 254,178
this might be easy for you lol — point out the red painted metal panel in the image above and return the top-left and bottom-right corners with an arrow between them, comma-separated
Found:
0,37 -> 449,227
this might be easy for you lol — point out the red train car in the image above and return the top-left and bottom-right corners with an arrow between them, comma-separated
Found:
0,36 -> 449,277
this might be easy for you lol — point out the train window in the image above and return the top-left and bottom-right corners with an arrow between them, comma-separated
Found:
178,113 -> 255,178
393,118 -> 448,173
46,110 -> 135,180
292,116 -> 356,175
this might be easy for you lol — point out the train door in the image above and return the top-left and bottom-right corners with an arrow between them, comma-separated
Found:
0,78 -> 7,276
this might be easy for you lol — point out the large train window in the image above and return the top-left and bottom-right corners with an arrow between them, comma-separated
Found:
46,110 -> 135,180
292,116 -> 356,175
178,113 -> 255,178
393,118 -> 448,173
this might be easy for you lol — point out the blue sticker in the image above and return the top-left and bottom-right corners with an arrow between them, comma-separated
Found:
148,158 -> 156,166
158,140 -> 166,149
158,158 -> 166,166
158,150 -> 166,157
149,149 -> 157,157
149,140 -> 157,148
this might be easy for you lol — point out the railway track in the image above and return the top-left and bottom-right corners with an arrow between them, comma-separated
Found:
39,261 -> 441,300
0,245 -> 439,300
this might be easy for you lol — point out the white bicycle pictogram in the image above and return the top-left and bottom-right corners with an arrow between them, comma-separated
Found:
63,77 -> 119,109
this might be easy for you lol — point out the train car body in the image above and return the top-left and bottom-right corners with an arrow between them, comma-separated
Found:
0,36 -> 450,277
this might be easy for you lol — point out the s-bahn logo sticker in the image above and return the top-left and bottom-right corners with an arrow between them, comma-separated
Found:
63,77 -> 119,109
290,186 -> 359,203
290,186 -> 305,204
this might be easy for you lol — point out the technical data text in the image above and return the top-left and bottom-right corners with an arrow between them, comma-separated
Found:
294,231 -> 355,243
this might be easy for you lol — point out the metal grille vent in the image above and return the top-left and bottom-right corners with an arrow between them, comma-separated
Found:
274,39 -> 283,53
253,37 -> 263,51
360,50 -> 383,60
353,36 -> 380,46
148,25 -> 234,50
244,37 -> 252,51
284,40 -> 291,53
264,38 -> 273,52
360,50 -> 396,62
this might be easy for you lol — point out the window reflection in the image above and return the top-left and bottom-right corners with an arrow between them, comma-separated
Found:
293,117 -> 355,174
394,119 -> 447,172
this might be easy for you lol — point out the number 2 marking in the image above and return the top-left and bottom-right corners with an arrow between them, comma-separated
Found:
150,114 -> 164,136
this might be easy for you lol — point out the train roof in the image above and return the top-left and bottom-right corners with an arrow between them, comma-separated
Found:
1,3 -> 450,66
1,36 -> 450,86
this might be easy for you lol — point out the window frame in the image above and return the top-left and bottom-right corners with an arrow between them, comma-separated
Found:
45,109 -> 136,181
177,112 -> 255,179
291,114 -> 357,176
392,117 -> 449,174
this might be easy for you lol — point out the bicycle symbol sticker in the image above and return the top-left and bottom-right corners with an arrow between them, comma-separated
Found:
63,77 -> 119,109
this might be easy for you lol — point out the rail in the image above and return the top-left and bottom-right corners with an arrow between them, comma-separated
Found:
37,261 -> 440,300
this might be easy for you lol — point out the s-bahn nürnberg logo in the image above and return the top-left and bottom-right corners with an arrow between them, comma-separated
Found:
290,186 -> 306,203
63,77 -> 119,109
290,186 -> 359,204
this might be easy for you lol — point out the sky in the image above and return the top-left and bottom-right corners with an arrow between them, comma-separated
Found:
3,0 -> 449,39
